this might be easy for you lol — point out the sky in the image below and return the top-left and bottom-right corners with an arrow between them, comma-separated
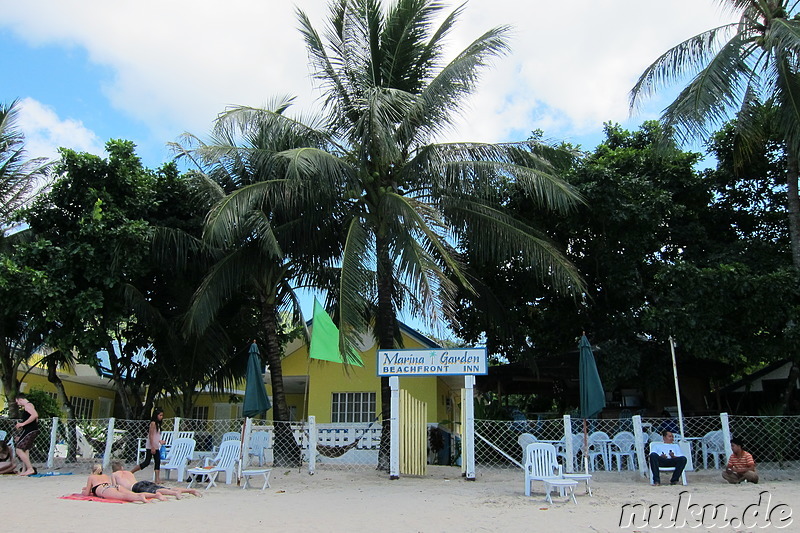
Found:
0,0 -> 739,335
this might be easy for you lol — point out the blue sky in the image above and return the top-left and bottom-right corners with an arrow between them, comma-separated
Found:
1,0 -> 739,336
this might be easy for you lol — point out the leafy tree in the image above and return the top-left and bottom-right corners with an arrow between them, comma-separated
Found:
453,121 -> 798,412
295,0 -> 583,468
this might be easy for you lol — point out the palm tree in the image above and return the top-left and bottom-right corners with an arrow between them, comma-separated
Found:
0,99 -> 51,416
173,100 -> 340,466
630,0 -> 800,413
295,0 -> 584,468
630,0 -> 800,267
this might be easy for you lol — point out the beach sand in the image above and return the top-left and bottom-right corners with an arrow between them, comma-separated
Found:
3,464 -> 797,532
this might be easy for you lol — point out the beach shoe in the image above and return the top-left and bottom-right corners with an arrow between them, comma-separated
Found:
670,481 -> 679,485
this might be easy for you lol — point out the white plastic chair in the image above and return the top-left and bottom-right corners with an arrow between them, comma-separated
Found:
556,434 -> 584,473
701,430 -> 726,469
187,440 -> 241,489
247,431 -> 271,466
160,438 -> 196,482
517,433 -> 537,456
609,431 -> 636,471
524,443 -> 577,504
587,431 -> 611,471
649,440 -> 692,485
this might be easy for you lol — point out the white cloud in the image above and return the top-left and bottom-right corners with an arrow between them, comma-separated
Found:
2,0 -> 740,148
17,98 -> 104,161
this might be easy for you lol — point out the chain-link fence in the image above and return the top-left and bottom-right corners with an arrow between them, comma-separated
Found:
3,412 -> 797,480
473,413 -> 800,479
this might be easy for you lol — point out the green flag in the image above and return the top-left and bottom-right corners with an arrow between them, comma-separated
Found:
309,299 -> 363,366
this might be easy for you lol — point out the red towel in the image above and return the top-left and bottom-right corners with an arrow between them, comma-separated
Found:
59,493 -> 129,504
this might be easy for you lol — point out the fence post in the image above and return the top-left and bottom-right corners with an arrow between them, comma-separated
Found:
463,375 -> 476,480
389,376 -> 400,479
632,414 -> 647,478
173,416 -> 181,434
47,417 -> 59,468
308,415 -> 317,475
102,418 -> 115,471
563,415 -> 573,473
720,412 -> 732,459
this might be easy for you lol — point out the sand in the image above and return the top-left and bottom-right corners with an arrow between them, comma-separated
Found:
3,464 -> 797,532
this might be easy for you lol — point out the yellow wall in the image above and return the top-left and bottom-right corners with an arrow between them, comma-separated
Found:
280,327 -> 450,424
5,367 -> 116,419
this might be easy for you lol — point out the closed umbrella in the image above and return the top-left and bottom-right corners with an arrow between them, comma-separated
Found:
243,341 -> 271,418
578,334 -> 605,472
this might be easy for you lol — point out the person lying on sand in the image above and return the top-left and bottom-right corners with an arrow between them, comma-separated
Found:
81,464 -> 163,503
111,461 -> 201,499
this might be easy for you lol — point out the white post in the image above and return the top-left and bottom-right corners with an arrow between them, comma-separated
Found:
389,376 -> 400,479
720,412 -> 732,459
239,417 -> 252,482
463,375 -> 475,481
669,336 -> 686,438
172,416 -> 181,434
47,417 -> 59,468
563,415 -> 573,473
632,414 -> 647,478
307,415 -> 317,475
102,418 -> 115,472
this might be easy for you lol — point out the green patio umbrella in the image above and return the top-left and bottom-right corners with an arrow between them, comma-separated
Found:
579,334 -> 605,419
243,342 -> 271,418
578,334 -> 605,472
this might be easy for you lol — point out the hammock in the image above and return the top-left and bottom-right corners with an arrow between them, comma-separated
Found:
315,419 -> 379,458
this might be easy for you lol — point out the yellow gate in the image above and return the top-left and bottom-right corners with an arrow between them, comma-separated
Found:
399,389 -> 427,476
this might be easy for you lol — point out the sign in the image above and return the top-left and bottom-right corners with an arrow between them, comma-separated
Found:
377,348 -> 488,376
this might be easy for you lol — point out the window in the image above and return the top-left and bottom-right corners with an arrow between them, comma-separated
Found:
331,392 -> 376,423
70,397 -> 94,419
191,406 -> 209,420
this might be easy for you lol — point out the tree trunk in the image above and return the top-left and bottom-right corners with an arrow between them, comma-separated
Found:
106,341 -> 135,419
376,234 -> 399,471
47,358 -> 77,462
786,152 -> 800,269
261,298 -> 301,467
0,343 -> 21,419
779,359 -> 799,415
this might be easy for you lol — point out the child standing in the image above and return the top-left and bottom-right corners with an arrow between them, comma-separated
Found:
130,408 -> 166,483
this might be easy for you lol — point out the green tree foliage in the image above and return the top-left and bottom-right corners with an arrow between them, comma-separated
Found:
452,121 -> 798,410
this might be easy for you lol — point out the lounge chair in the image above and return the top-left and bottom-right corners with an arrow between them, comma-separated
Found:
160,438 -> 196,482
187,440 -> 241,489
524,443 -> 577,504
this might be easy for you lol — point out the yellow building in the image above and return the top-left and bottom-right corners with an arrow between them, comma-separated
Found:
2,358 -> 116,419
279,322 -> 463,427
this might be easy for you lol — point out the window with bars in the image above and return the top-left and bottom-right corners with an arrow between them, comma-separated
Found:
191,406 -> 209,420
331,392 -> 376,423
70,397 -> 94,419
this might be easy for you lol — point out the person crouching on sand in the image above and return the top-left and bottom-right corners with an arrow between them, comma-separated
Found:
81,464 -> 161,502
111,461 -> 201,499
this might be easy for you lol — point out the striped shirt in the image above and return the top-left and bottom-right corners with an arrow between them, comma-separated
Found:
727,451 -> 755,472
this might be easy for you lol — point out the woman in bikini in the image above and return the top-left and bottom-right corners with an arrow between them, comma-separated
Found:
0,441 -> 16,474
81,464 -> 152,503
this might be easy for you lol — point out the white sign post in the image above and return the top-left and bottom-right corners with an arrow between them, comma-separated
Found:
380,348 -> 486,480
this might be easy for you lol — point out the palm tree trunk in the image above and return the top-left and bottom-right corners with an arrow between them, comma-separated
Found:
261,298 -> 301,467
0,343 -> 21,419
786,152 -> 800,269
376,234 -> 398,471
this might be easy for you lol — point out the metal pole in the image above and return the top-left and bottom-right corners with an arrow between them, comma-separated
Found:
669,336 -> 686,438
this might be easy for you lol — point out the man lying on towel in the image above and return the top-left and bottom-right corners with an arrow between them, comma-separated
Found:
111,461 -> 201,499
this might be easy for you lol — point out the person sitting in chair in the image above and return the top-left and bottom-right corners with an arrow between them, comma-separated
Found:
649,430 -> 687,486
722,437 -> 758,484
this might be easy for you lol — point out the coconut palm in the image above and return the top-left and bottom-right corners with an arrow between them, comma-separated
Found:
173,99 -> 341,465
293,0 -> 583,467
630,0 -> 800,268
0,99 -> 51,229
